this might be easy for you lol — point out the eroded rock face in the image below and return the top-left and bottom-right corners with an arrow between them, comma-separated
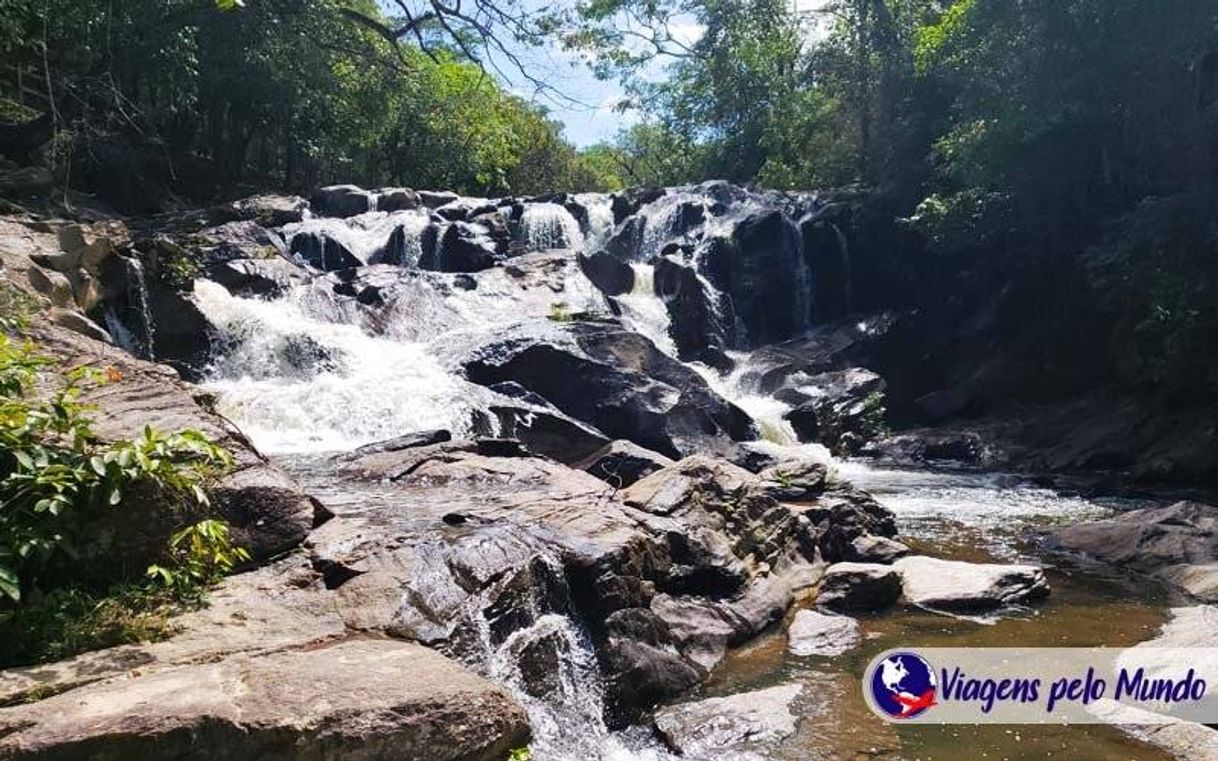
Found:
462,322 -> 757,459
0,640 -> 529,761
817,562 -> 902,612
1048,501 -> 1218,601
574,440 -> 674,488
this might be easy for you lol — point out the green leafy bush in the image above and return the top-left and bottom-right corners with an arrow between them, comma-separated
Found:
147,519 -> 250,599
0,335 -> 234,603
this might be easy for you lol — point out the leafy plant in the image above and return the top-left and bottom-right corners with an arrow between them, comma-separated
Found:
507,748 -> 532,761
0,335 -> 234,603
547,302 -> 574,323
146,520 -> 250,598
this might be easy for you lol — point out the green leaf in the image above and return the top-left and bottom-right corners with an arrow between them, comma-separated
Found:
0,566 -> 20,602
108,487 -> 122,506
90,455 -> 107,476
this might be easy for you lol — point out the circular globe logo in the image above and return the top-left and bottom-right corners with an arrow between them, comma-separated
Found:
868,652 -> 938,719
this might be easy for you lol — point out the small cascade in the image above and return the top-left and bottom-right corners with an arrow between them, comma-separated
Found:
193,279 -> 485,453
519,203 -> 584,252
105,256 -> 156,360
636,194 -> 707,260
574,193 -> 615,250
614,263 -> 677,356
283,209 -> 432,268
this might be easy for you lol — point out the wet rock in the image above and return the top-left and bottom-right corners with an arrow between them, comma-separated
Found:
1048,501 -> 1218,602
787,609 -> 860,657
654,255 -> 722,358
432,221 -> 500,272
578,250 -> 634,296
206,256 -> 309,297
895,556 -> 1049,613
352,429 -> 453,456
287,229 -> 363,271
488,401 -> 612,465
846,534 -> 910,564
193,220 -> 286,263
782,368 -> 887,451
419,190 -> 459,209
574,440 -> 674,488
611,186 -> 666,224
726,210 -> 810,345
377,187 -> 420,211
817,562 -> 902,612
862,429 -> 989,466
462,322 -> 756,459
801,213 -> 853,322
0,639 -> 530,761
310,184 -> 373,218
602,609 -> 704,716
654,684 -> 803,757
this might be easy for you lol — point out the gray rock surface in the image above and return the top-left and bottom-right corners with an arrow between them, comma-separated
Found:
654,684 -> 803,758
895,556 -> 1049,613
817,562 -> 902,612
787,609 -> 860,657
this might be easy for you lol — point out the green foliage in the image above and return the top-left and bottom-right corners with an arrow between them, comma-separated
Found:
0,280 -> 42,333
0,336 -> 233,603
547,302 -> 574,323
146,520 -> 250,598
507,748 -> 532,761
0,583 -> 179,668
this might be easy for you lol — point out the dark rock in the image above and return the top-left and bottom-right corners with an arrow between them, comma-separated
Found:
801,213 -> 853,322
845,534 -> 910,564
782,368 -> 887,450
817,562 -> 902,612
653,255 -> 722,359
288,230 -> 362,271
1048,501 -> 1218,601
603,216 -> 646,260
611,186 -> 666,224
0,165 -> 53,197
419,190 -> 459,209
488,402 -> 612,465
310,184 -> 372,218
461,322 -> 757,459
574,440 -> 675,488
432,222 -> 500,272
796,486 -> 898,562
727,210 -> 811,345
225,193 -> 308,226
578,250 -> 634,296
377,187 -> 420,211
193,220 -> 286,263
353,430 -> 453,456
206,256 -> 309,297
758,461 -> 828,501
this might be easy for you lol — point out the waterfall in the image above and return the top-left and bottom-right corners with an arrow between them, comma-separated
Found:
519,204 -> 584,252
614,264 -> 677,356
105,256 -> 156,360
193,280 -> 487,453
283,209 -> 431,267
574,193 -> 615,250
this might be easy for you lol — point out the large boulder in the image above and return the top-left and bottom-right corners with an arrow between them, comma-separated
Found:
1048,501 -> 1218,601
894,556 -> 1050,613
205,256 -> 309,297
223,193 -> 308,227
430,221 -> 501,272
781,368 -> 887,451
578,250 -> 634,296
817,562 -> 902,612
653,255 -> 724,359
310,184 -> 373,218
461,322 -> 757,459
190,220 -> 286,263
0,640 -> 529,761
718,210 -> 811,346
654,684 -> 803,758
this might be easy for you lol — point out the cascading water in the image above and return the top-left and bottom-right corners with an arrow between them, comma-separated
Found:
519,203 -> 584,252
614,263 -> 677,356
283,209 -> 432,267
193,279 -> 487,453
574,193 -> 615,250
103,256 -> 156,359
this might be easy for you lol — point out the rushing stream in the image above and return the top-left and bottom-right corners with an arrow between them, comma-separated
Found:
191,187 -> 1180,761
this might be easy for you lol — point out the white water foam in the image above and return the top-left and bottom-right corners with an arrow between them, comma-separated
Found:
194,279 -> 485,453
615,263 -> 677,356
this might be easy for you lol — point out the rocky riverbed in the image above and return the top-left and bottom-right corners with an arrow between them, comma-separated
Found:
0,183 -> 1216,760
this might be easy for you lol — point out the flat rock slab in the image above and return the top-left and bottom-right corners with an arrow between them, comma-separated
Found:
895,556 -> 1049,613
655,684 -> 803,758
0,639 -> 528,761
787,609 -> 860,657
817,562 -> 902,612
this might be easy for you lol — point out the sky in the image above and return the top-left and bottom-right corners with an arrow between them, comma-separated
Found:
377,0 -> 830,149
